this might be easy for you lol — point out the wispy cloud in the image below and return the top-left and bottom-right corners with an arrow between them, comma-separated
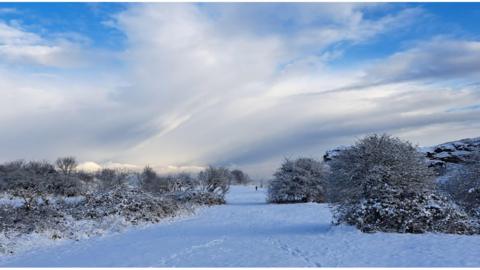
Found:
0,3 -> 479,177
0,20 -> 106,68
0,8 -> 16,14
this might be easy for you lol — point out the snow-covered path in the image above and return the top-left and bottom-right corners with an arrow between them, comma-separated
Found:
2,186 -> 480,267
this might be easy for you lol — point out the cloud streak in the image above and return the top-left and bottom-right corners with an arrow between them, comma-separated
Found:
1,3 -> 480,177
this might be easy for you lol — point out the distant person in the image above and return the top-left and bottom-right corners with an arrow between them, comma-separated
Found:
255,186 -> 258,191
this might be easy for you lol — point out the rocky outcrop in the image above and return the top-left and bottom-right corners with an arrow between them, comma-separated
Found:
421,137 -> 480,166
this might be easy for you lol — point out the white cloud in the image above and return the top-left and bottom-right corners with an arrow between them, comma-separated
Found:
77,160 -> 204,175
0,8 -> 16,14
0,21 -> 90,68
290,6 -> 425,52
1,4 -> 480,178
77,161 -> 103,172
106,4 -> 480,177
152,165 -> 205,175
364,38 -> 480,84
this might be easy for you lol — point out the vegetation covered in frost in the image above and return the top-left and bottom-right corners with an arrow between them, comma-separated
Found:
2,133 -> 480,257
326,134 -> 479,234
442,151 -> 480,218
267,158 -> 327,203
0,157 -> 240,255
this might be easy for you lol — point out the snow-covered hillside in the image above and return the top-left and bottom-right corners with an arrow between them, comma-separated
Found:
1,186 -> 479,267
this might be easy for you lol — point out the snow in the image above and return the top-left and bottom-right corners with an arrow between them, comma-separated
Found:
0,197 -> 23,208
418,146 -> 433,153
2,186 -> 480,267
0,195 -> 85,208
435,151 -> 452,158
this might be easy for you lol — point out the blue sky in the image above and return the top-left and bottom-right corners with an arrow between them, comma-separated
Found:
0,3 -> 127,49
1,3 -> 480,177
2,3 -> 479,58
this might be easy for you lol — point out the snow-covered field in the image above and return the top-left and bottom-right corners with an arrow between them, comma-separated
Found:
1,186 -> 480,267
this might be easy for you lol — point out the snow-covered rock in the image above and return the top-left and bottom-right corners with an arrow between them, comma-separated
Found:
421,137 -> 480,173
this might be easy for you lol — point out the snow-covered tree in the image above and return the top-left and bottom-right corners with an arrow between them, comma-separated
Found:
50,157 -> 84,196
443,151 -> 480,216
170,172 -> 198,192
139,166 -> 164,193
96,168 -> 128,191
154,175 -> 182,193
327,134 -> 434,203
0,160 -> 27,191
327,134 -> 477,234
140,167 -> 199,194
268,158 -> 326,203
1,161 -> 42,210
55,157 -> 77,178
0,160 -> 57,208
230,169 -> 251,185
198,166 -> 231,199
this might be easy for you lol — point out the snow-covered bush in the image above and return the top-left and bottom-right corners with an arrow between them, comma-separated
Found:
77,170 -> 94,182
0,203 -> 66,235
327,134 -> 434,203
0,160 -> 53,209
173,190 -> 225,205
140,167 -> 190,194
139,166 -> 228,204
0,161 -> 235,256
334,189 -> 478,234
159,173 -> 199,193
268,158 -> 326,203
51,157 -> 84,196
0,185 -> 197,255
47,175 -> 84,197
442,151 -> 480,217
169,172 -> 225,205
198,166 -> 231,202
158,174 -> 198,193
139,166 -> 169,193
327,134 -> 477,234
230,169 -> 251,185
0,161 -> 237,256
0,159 -> 85,201
172,173 -> 198,192
95,168 -> 128,191
66,187 -> 189,225
1,163 -> 35,210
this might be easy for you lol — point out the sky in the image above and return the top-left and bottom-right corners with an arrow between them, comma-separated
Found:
1,3 -> 480,178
